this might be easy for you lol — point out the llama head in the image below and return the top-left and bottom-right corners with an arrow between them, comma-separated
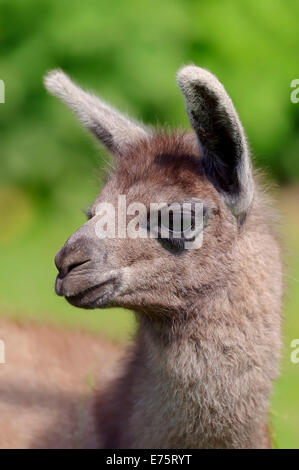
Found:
45,65 -> 254,315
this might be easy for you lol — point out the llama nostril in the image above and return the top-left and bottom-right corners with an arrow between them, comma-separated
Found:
56,258 -> 90,279
55,238 -> 97,279
66,260 -> 90,275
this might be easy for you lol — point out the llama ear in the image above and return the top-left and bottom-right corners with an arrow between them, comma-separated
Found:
44,70 -> 150,154
177,65 -> 254,221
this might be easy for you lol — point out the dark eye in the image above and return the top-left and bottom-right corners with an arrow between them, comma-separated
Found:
147,203 -> 203,254
159,209 -> 194,239
161,210 -> 195,236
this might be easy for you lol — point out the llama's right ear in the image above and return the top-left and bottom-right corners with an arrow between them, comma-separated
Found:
177,65 -> 254,222
44,70 -> 150,154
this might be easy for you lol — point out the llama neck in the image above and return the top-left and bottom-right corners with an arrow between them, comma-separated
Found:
130,316 -> 207,448
128,292 -> 271,449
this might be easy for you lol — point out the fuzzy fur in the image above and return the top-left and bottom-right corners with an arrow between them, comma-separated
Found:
93,134 -> 282,449
44,70 -> 149,153
0,320 -> 121,448
40,65 -> 285,449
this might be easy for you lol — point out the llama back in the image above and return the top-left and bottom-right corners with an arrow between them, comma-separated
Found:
0,319 -> 122,448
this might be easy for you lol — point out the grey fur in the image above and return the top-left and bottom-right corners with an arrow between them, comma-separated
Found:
44,70 -> 150,153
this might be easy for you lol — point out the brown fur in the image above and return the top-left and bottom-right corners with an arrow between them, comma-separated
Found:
0,319 -> 121,448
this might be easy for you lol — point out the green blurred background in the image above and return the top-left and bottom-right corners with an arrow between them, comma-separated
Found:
0,0 -> 298,448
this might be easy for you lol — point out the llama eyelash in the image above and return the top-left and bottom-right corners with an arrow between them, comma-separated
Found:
83,207 -> 93,220
146,203 -> 209,253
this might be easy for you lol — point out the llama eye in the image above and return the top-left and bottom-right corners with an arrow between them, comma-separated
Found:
146,202 -> 205,253
181,212 -> 195,234
160,210 -> 194,238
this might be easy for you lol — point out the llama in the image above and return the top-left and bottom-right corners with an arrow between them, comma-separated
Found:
44,65 -> 282,449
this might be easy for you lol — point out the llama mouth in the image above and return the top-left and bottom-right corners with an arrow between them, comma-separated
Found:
65,277 -> 119,309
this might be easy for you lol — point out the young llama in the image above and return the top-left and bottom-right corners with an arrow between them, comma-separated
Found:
0,65 -> 282,449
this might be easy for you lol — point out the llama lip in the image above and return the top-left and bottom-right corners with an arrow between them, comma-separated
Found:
64,277 -> 119,309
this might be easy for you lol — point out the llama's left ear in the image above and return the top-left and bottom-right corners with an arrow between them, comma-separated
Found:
177,65 -> 254,221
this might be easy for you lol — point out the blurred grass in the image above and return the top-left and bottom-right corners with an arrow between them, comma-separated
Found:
0,0 -> 298,448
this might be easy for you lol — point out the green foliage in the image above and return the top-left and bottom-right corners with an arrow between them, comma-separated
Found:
0,0 -> 298,199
